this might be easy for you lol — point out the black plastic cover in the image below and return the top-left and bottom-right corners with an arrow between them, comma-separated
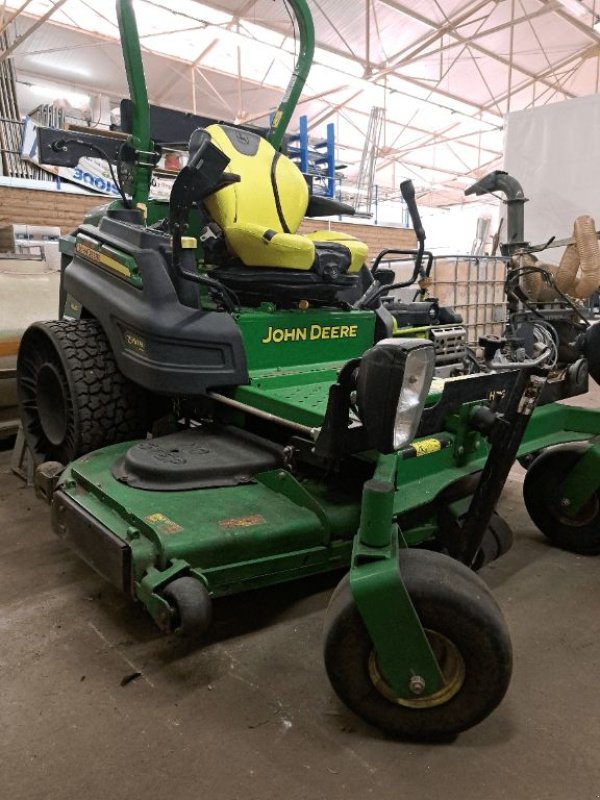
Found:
119,100 -> 287,150
305,195 -> 356,217
63,217 -> 249,395
112,425 -> 282,490
582,323 -> 600,385
215,264 -> 360,307
386,300 -> 438,328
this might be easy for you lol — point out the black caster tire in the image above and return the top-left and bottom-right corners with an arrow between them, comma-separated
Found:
17,319 -> 147,464
472,528 -> 499,571
471,511 -> 513,570
488,510 -> 514,557
161,577 -> 212,636
323,549 -> 512,741
524,444 -> 600,555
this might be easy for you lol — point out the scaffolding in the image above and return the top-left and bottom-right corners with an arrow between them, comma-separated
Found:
0,30 -> 48,179
354,106 -> 384,217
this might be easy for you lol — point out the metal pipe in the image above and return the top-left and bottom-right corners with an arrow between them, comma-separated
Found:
115,0 -> 153,206
209,392 -> 320,439
464,170 -> 527,255
266,0 -> 315,150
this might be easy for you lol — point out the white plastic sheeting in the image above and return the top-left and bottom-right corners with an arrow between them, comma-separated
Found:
504,95 -> 600,249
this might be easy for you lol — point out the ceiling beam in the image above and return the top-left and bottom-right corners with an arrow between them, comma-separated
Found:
0,0 -> 33,38
479,42 -> 599,110
375,0 -> 576,99
0,0 -> 67,61
310,92 -> 501,158
534,0 -> 600,45
376,0 -> 492,74
411,6 -> 555,61
450,2 -> 555,40
382,3 -> 495,160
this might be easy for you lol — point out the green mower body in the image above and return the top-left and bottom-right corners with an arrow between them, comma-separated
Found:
16,0 -> 600,741
52,400 -> 600,614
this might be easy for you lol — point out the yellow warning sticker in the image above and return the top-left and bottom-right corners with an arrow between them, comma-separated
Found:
219,515 -> 265,530
76,241 -> 131,278
413,439 -> 442,457
144,512 -> 183,535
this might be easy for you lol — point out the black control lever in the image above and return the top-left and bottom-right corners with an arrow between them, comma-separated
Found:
400,179 -> 425,244
400,179 -> 426,277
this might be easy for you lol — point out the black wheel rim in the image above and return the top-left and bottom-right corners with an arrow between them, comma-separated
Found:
36,363 -> 68,445
555,494 -> 600,527
18,330 -> 76,463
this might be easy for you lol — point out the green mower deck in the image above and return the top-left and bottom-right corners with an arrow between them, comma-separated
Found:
53,400 -> 600,604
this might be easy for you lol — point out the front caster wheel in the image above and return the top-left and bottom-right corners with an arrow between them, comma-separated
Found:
161,576 -> 212,636
524,445 -> 600,555
472,511 -> 514,571
323,549 -> 512,741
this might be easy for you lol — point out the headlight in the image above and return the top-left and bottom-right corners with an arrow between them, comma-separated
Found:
357,338 -> 435,453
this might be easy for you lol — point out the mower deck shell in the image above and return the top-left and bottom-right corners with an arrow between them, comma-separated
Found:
50,402 -> 600,603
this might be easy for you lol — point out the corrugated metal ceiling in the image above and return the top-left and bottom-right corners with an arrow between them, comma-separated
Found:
3,0 -> 600,205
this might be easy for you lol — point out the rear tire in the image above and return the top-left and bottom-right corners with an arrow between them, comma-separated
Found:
17,319 -> 147,464
524,445 -> 600,555
323,549 -> 512,740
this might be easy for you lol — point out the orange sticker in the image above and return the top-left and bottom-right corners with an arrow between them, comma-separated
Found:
219,515 -> 265,530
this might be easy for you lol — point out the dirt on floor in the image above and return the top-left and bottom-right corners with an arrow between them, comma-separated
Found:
1,384 -> 600,800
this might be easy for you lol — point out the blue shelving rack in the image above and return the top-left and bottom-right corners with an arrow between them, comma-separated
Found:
287,115 -> 339,198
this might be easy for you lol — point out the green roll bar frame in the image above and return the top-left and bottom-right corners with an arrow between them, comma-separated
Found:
115,0 -> 315,206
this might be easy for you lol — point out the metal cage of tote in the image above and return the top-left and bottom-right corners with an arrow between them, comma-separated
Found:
385,254 -> 508,345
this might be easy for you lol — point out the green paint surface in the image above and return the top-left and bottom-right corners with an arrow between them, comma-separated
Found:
57,403 -> 600,600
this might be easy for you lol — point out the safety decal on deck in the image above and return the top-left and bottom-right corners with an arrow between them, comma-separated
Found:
219,515 -> 266,529
401,437 -> 450,459
144,512 -> 183,535
413,439 -> 443,457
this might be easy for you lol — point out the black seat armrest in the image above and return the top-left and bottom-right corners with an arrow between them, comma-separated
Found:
305,195 -> 356,217
205,172 -> 241,196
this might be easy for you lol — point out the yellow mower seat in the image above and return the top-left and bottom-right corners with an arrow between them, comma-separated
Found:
204,124 -> 367,273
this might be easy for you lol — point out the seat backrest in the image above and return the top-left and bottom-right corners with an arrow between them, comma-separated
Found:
204,124 -> 309,235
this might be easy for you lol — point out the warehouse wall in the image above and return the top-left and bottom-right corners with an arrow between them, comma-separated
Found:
0,185 -> 415,261
0,185 -> 103,232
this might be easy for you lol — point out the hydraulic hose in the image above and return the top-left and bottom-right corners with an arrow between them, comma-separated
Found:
520,215 -> 600,302
572,216 -> 600,299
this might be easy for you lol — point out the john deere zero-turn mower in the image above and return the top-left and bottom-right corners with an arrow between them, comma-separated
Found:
17,0 -> 600,740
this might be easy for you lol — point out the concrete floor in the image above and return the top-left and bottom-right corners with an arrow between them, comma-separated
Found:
2,385 -> 600,800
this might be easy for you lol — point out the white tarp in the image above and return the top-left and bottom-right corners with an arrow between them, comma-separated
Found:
504,95 -> 600,249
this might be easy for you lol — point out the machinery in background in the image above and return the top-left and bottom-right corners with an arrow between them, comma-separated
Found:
353,182 -> 469,379
466,170 -> 600,395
